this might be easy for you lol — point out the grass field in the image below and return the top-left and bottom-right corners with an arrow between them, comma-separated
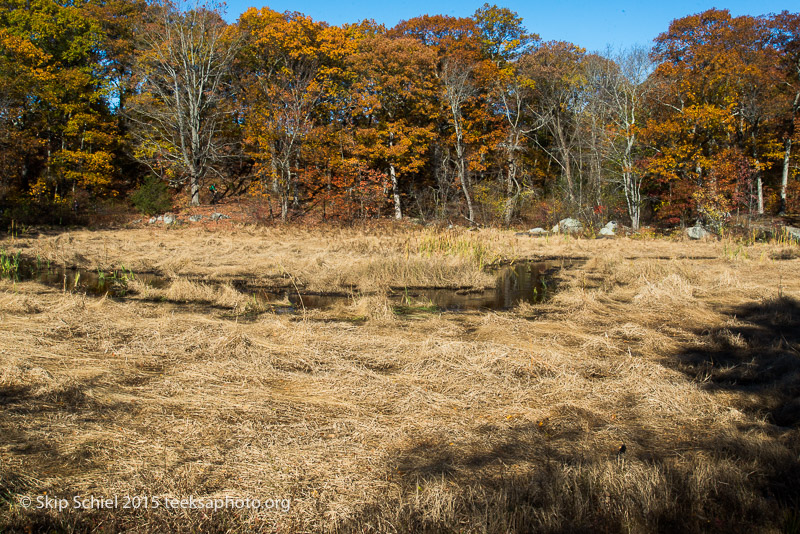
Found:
1,225 -> 799,533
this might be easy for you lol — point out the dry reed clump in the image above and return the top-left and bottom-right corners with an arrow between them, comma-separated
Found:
346,256 -> 493,292
0,355 -> 53,389
633,273 -> 696,305
1,230 -> 800,533
0,290 -> 42,315
769,248 -> 800,260
342,294 -> 395,322
125,277 -> 162,299
129,278 -> 249,309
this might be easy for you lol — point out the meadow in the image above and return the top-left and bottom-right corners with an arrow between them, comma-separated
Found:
1,225 -> 799,533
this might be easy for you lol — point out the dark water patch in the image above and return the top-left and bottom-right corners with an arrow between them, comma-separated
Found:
4,252 -> 577,313
389,260 -> 569,310
249,259 -> 575,312
622,255 -> 719,261
2,253 -> 165,297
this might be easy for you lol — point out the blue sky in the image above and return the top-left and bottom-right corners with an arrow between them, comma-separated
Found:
221,1 -> 793,52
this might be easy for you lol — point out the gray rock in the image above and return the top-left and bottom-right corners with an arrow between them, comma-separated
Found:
785,226 -> 800,242
189,215 -> 203,222
515,232 -> 529,237
529,227 -> 547,235
148,217 -> 157,224
556,218 -> 583,234
163,214 -> 176,225
551,224 -> 560,233
156,215 -> 163,222
686,224 -> 711,240
599,221 -> 617,237
210,212 -> 231,221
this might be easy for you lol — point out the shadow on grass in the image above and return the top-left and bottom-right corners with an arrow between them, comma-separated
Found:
0,376 -> 136,533
3,298 -> 800,533
672,296 -> 800,427
348,298 -> 800,533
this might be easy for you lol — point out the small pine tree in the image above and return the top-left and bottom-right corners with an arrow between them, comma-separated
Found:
130,176 -> 173,216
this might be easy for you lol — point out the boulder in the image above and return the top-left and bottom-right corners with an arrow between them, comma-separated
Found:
163,214 -> 176,225
556,218 -> 583,234
148,217 -> 157,224
686,224 -> 710,240
189,215 -> 203,222
210,212 -> 231,221
529,227 -> 547,235
785,226 -> 800,242
599,221 -> 617,237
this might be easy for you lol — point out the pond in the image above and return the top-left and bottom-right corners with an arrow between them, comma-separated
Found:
3,252 -> 573,312
259,260 -> 571,312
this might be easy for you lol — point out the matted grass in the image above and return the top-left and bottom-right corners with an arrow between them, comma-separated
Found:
1,226 -> 799,533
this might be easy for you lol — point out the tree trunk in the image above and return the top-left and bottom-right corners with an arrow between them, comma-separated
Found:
503,160 -> 519,226
452,116 -> 473,223
751,133 -> 764,216
388,133 -> 402,219
280,160 -> 289,221
190,172 -> 200,206
554,118 -> 575,203
457,154 -> 474,223
757,176 -> 764,215
502,127 -> 521,225
390,164 -> 402,219
781,138 -> 791,215
270,142 -> 279,194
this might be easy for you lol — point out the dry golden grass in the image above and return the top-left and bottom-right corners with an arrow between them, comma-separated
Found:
15,225 -> 498,291
1,226 -> 799,533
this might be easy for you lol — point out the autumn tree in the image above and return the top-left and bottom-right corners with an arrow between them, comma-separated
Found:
394,15 -> 488,223
0,0 -> 119,216
771,11 -> 800,213
474,4 -> 538,224
128,0 -> 239,206
586,47 -> 653,229
439,53 -> 478,222
726,15 -> 784,216
474,3 -> 534,63
520,41 -> 587,206
238,8 -> 354,220
0,27 -> 46,207
348,33 -> 438,219
648,9 -> 783,223
88,0 -> 147,116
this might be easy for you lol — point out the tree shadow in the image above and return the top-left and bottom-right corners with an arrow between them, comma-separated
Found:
669,296 -> 800,427
350,298 -> 800,533
0,375 -> 133,487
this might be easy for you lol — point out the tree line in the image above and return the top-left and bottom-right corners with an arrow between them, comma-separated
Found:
1,0 -> 798,228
